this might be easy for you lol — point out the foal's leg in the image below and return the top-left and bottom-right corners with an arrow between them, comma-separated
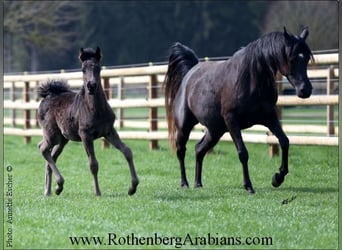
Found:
44,139 -> 68,196
224,117 -> 254,194
265,113 -> 289,187
194,129 -> 223,187
105,129 -> 139,195
38,140 -> 65,196
80,136 -> 101,196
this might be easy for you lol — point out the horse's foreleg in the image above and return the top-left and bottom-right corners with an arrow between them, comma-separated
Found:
38,140 -> 65,196
194,129 -> 223,188
81,137 -> 101,196
105,129 -> 139,196
266,117 -> 289,188
225,118 -> 254,194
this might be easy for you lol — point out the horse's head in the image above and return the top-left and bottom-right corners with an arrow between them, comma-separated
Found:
79,47 -> 102,95
281,27 -> 313,99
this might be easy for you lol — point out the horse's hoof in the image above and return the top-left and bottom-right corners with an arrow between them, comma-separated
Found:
272,173 -> 284,188
181,182 -> 189,188
55,178 -> 64,195
194,183 -> 203,188
55,185 -> 63,195
128,179 -> 139,196
44,191 -> 52,197
244,185 -> 255,194
128,187 -> 137,196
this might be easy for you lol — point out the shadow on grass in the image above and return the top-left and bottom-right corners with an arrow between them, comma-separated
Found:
279,186 -> 338,194
150,183 -> 338,202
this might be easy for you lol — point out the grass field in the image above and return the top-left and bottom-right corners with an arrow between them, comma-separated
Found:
3,135 -> 338,249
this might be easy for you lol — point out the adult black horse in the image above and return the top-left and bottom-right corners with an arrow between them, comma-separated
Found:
163,27 -> 313,193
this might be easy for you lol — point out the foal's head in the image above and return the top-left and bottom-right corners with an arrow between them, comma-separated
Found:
282,27 -> 313,98
79,47 -> 102,95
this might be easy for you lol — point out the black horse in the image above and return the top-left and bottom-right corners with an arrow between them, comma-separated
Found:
163,27 -> 313,193
38,47 -> 139,196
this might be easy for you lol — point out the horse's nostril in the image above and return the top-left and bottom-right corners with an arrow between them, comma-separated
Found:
298,87 -> 312,99
87,82 -> 97,94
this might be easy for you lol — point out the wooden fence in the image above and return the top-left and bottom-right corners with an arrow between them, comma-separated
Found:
3,52 -> 339,156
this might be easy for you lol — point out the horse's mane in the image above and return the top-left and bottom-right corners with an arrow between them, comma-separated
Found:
234,32 -> 292,97
237,32 -> 285,83
38,79 -> 72,98
235,31 -> 313,94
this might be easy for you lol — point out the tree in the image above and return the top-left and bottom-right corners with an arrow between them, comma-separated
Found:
4,1 -> 82,72
262,1 -> 338,51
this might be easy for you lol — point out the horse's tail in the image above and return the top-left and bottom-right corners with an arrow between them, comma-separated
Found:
163,42 -> 199,151
38,79 -> 71,98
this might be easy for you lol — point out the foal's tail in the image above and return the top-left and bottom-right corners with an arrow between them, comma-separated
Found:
38,79 -> 71,98
163,42 -> 199,151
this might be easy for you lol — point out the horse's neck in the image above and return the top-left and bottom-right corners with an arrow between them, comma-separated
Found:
77,86 -> 109,112
235,49 -> 278,99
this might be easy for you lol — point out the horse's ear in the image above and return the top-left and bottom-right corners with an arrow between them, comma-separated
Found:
299,27 -> 309,40
79,48 -> 85,61
95,46 -> 102,61
283,26 -> 293,46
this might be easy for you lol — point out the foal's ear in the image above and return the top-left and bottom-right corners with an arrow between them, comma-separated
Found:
95,46 -> 102,61
299,27 -> 309,40
79,48 -> 86,61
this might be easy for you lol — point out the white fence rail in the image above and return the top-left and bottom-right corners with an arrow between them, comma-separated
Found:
3,53 -> 339,154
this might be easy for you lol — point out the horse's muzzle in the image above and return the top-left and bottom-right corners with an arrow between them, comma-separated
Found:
87,81 -> 97,95
296,83 -> 312,99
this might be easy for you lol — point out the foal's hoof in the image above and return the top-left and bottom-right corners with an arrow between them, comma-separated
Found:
55,185 -> 63,195
55,180 -> 64,195
128,179 -> 139,196
272,173 -> 285,188
244,185 -> 255,194
44,191 -> 52,197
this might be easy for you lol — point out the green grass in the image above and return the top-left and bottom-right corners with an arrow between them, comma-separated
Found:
3,135 -> 338,249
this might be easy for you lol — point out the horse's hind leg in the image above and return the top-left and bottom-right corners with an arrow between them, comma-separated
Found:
38,140 -> 65,196
44,138 -> 69,196
194,129 -> 223,188
105,129 -> 139,196
175,122 -> 196,188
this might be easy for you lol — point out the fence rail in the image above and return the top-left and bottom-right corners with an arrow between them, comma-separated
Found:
3,52 -> 339,154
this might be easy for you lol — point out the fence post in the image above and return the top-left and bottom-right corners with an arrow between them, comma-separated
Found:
11,82 -> 16,127
23,80 -> 31,144
117,77 -> 125,129
149,74 -> 158,150
269,73 -> 282,157
327,66 -> 335,136
102,77 -> 110,148
35,81 -> 40,127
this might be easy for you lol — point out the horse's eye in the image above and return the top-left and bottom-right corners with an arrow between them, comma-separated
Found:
82,68 -> 86,73
297,53 -> 304,59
